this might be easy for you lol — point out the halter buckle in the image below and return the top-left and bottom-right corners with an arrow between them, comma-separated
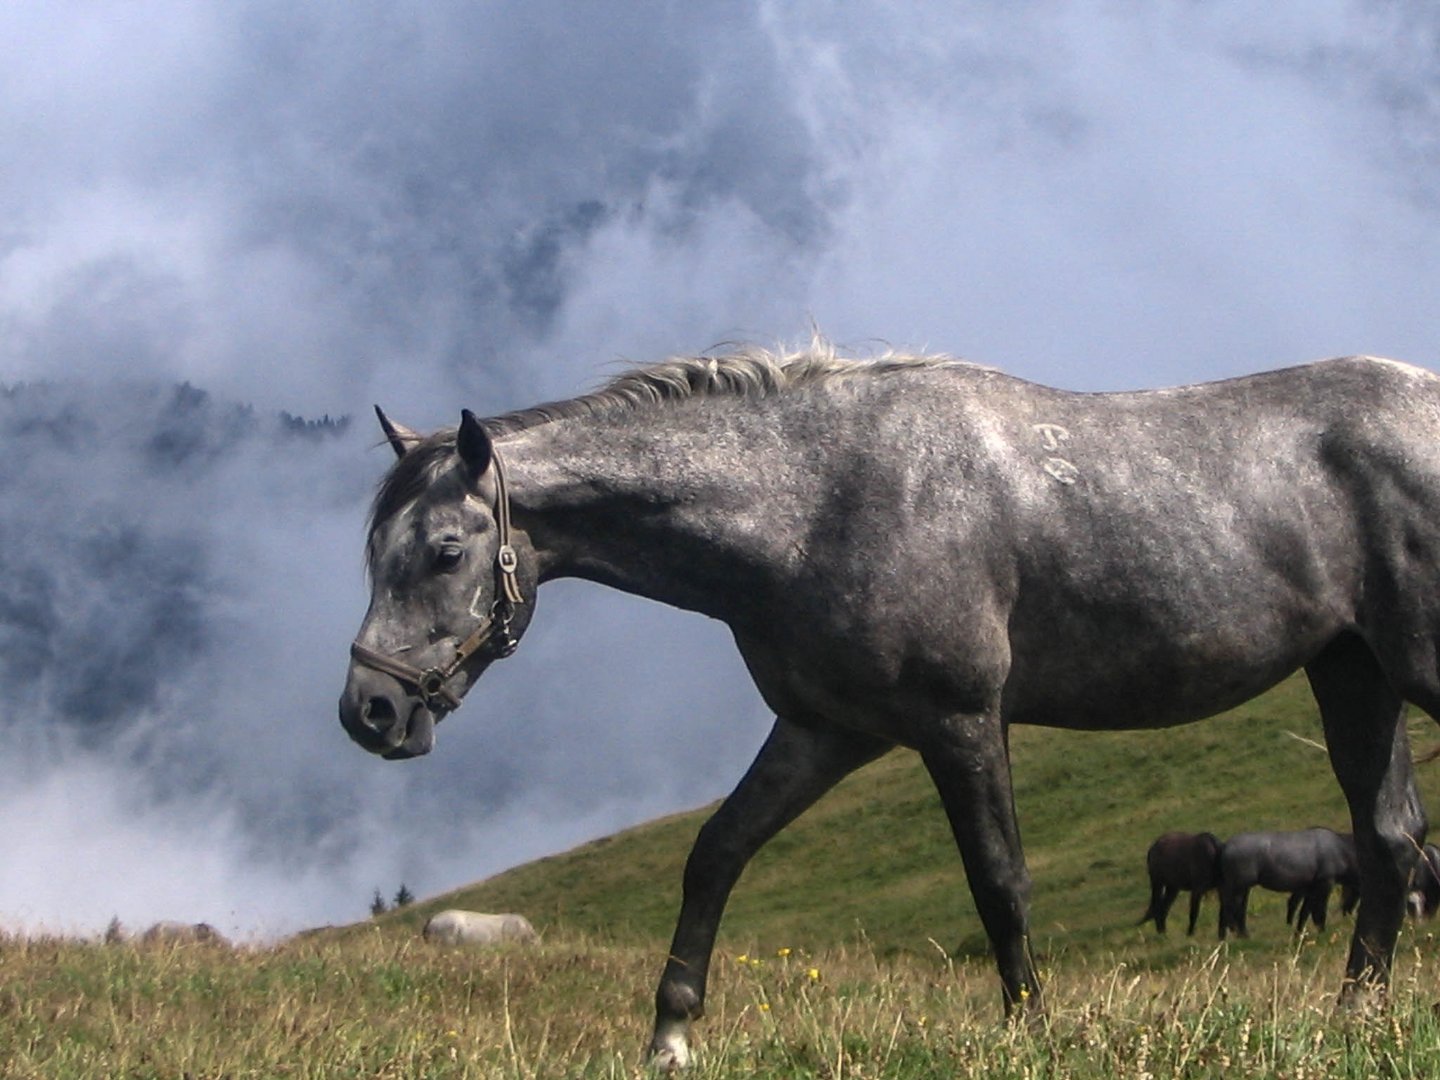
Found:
497,544 -> 518,574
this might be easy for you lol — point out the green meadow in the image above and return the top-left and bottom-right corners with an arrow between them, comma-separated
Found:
398,673 -> 1437,964
5,673 -> 1440,1077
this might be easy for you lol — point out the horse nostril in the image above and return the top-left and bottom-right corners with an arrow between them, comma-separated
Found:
364,695 -> 398,728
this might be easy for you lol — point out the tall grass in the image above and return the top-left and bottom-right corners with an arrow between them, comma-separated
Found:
3,925 -> 1439,1078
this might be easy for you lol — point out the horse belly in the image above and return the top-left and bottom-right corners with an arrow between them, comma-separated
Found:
1257,865 -> 1314,892
1002,609 -> 1337,731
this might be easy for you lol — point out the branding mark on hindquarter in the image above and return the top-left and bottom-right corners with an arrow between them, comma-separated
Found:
1032,423 -> 1080,485
1033,423 -> 1070,451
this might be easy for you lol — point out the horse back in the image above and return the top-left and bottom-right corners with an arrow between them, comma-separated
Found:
714,356 -> 1440,736
908,357 -> 1440,729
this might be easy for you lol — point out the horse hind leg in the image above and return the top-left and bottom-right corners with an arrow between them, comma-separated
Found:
1305,632 -> 1426,999
1155,885 -> 1180,934
1224,887 -> 1251,939
918,713 -> 1040,1018
1141,878 -> 1174,933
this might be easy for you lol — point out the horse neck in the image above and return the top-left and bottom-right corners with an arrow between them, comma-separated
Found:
501,406 -> 808,623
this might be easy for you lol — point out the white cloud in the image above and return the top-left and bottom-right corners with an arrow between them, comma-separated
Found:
1,1 -> 1439,937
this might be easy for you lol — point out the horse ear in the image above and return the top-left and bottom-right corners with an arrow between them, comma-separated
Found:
457,409 -> 493,480
374,405 -> 419,459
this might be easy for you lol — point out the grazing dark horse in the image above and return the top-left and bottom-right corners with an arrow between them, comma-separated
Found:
1139,831 -> 1222,935
1407,842 -> 1440,918
1219,828 -> 1361,938
339,346 -> 1440,1068
1287,855 -> 1361,933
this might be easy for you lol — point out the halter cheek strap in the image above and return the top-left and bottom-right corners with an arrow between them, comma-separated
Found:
486,446 -> 525,612
350,447 -> 525,712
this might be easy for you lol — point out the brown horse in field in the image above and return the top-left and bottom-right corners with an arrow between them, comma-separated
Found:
1139,831 -> 1223,935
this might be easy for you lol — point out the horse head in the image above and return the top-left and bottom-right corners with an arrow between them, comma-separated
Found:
338,408 -> 535,759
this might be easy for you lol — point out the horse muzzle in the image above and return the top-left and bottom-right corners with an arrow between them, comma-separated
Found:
339,666 -> 441,759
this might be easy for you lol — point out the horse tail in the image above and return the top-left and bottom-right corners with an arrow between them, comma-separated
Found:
1139,846 -> 1164,927
1138,890 -> 1161,927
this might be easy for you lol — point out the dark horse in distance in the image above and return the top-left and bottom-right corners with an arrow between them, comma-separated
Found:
339,345 -> 1440,1068
1140,831 -> 1223,935
1219,828 -> 1360,938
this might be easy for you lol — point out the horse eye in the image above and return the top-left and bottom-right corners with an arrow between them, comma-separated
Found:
434,545 -> 465,572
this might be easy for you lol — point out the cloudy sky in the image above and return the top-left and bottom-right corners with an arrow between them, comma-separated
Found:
1,2 -> 1438,938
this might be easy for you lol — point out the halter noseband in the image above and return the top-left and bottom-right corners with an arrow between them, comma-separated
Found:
349,448 -> 526,712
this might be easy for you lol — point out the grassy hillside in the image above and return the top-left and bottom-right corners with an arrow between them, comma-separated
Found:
11,675 -> 1440,1077
382,674 -> 1440,970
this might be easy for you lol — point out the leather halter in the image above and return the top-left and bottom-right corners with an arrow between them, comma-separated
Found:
349,448 -> 526,712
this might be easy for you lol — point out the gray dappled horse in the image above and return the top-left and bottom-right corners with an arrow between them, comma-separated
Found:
1219,827 -> 1360,938
1139,831 -> 1223,936
339,345 -> 1440,1069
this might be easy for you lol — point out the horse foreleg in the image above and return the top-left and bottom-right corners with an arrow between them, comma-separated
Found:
1341,879 -> 1360,917
648,715 -> 888,1069
1308,883 -> 1332,933
919,716 -> 1040,1018
1290,898 -> 1313,933
1306,633 -> 1424,1001
1295,892 -> 1313,934
1292,886 -> 1324,935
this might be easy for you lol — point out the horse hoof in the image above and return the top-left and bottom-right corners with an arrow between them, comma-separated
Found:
648,1030 -> 693,1071
1336,978 -> 1387,1017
